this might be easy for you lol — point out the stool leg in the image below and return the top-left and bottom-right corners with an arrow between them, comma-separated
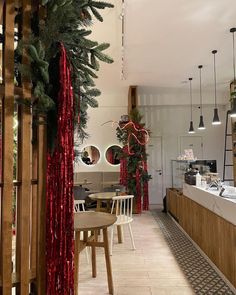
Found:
74,231 -> 81,295
103,228 -> 114,295
91,230 -> 97,278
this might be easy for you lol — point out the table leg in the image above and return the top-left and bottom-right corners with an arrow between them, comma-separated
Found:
106,200 -> 111,212
91,230 -> 97,278
117,225 -> 123,244
96,200 -> 101,212
74,231 -> 80,295
103,228 -> 114,295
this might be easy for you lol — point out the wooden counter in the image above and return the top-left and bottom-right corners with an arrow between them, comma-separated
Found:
167,185 -> 236,288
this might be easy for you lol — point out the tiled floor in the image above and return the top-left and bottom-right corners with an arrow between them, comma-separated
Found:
78,211 -> 194,295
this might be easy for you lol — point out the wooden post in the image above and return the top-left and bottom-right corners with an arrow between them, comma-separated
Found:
15,0 -> 32,293
1,1 -> 15,294
36,120 -> 47,294
16,0 -> 31,295
128,86 -> 137,114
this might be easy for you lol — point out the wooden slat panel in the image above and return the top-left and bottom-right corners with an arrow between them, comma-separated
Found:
15,0 -> 32,292
0,1 -> 3,24
30,133 -> 38,273
1,0 -> 15,294
0,85 -> 23,97
36,120 -> 46,294
167,188 -> 236,288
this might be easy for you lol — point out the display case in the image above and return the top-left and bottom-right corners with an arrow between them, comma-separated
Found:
171,159 -> 217,188
171,160 -> 193,189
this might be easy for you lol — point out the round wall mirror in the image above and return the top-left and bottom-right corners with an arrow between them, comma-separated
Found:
105,145 -> 122,165
81,146 -> 100,165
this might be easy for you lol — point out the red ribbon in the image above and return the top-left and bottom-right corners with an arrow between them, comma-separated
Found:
120,146 -> 128,188
46,43 -> 74,295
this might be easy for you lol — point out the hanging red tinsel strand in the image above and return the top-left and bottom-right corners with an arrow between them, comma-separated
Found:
46,43 -> 74,295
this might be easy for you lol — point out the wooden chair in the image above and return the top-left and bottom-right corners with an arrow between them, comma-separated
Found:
74,200 -> 89,263
74,199 -> 86,212
110,195 -> 136,255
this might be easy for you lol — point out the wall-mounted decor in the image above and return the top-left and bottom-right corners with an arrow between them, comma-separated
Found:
105,145 -> 122,165
116,108 -> 151,213
81,145 -> 101,165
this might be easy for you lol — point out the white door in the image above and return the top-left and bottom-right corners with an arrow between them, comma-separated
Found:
147,136 -> 163,205
179,136 -> 203,159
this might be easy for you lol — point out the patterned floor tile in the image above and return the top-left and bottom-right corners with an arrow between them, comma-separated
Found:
152,211 -> 235,295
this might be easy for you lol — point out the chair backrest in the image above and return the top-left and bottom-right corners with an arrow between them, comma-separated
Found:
74,200 -> 85,212
111,195 -> 134,222
73,186 -> 87,200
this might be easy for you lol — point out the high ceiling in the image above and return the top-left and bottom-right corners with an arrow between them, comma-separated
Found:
124,0 -> 236,90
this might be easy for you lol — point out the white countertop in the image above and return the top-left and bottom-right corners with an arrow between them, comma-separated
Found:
183,183 -> 236,226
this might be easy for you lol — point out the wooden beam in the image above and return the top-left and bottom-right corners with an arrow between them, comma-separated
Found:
128,86 -> 137,115
1,1 -> 15,294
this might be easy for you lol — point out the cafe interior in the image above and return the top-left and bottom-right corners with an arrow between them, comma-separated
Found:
1,0 -> 236,294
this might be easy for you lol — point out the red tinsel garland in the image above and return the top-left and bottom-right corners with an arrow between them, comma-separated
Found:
120,145 -> 128,188
143,160 -> 149,211
135,168 -> 142,214
46,44 -> 74,295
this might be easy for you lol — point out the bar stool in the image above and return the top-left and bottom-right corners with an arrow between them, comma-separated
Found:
74,211 -> 117,295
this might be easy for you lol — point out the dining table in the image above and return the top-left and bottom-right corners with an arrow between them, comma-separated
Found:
89,192 -> 123,243
74,211 -> 117,295
89,192 -> 117,212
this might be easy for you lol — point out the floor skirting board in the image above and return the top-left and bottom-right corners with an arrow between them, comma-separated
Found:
152,210 -> 236,295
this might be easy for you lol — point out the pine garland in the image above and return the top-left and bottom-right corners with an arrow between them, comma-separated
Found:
16,0 -> 114,149
116,109 -> 152,197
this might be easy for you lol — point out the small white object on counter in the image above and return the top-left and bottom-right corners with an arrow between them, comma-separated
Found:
195,171 -> 201,187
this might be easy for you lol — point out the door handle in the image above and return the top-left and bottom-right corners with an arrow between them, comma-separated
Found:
155,169 -> 162,175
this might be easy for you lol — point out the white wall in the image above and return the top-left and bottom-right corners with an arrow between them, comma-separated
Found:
74,1 -> 231,187
139,86 -> 229,196
74,0 -> 129,173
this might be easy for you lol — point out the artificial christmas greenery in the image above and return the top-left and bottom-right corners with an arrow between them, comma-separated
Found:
116,108 -> 152,197
16,0 -> 114,149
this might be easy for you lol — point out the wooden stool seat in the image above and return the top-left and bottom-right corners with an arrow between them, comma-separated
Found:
74,211 -> 117,295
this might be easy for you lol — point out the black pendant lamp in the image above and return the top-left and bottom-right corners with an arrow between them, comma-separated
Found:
198,65 -> 205,130
188,78 -> 195,134
212,50 -> 221,125
230,28 -> 236,117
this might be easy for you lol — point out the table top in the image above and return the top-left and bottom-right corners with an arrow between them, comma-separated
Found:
74,211 -> 117,231
89,192 -> 117,200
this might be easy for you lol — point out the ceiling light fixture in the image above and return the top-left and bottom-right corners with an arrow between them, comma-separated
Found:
198,65 -> 205,130
212,50 -> 221,125
188,78 -> 195,134
230,28 -> 236,117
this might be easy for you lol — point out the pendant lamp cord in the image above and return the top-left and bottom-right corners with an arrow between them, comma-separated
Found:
213,52 -> 217,108
189,78 -> 193,121
199,67 -> 202,115
233,30 -> 236,83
